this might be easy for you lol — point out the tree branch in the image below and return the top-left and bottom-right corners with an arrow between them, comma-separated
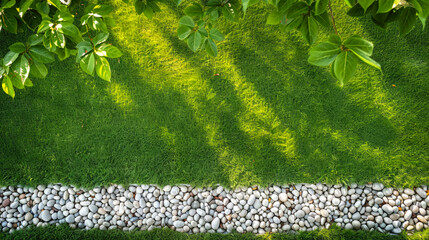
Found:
328,0 -> 339,36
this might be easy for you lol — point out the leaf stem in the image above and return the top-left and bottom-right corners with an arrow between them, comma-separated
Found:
328,0 -> 339,36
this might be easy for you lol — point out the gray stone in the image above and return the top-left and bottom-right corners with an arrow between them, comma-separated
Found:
40,210 -> 51,222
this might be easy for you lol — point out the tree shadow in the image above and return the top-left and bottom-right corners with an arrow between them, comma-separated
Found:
0,34 -> 229,187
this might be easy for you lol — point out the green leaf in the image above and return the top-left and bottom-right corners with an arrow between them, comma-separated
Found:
187,31 -> 202,52
9,42 -> 26,53
343,35 -> 374,56
37,20 -> 51,33
267,11 -> 282,25
344,0 -> 357,7
24,78 -> 33,87
280,16 -> 304,32
398,7 -> 417,36
175,0 -> 183,6
59,22 -> 82,42
1,0 -> 16,9
209,28 -> 225,41
209,9 -> 219,21
4,51 -> 19,66
358,0 -> 375,12
29,46 -> 55,63
315,0 -> 328,15
184,3 -> 203,18
30,61 -> 48,78
92,33 -> 109,46
333,51 -> 358,86
378,0 -> 395,13
2,76 -> 15,98
349,48 -> 381,70
287,2 -> 308,19
52,31 -> 66,48
205,38 -> 218,57
9,72 -> 24,89
134,0 -> 145,14
92,5 -> 113,15
347,3 -> 365,17
19,0 -> 34,15
313,11 -> 330,27
95,56 -> 111,81
80,52 -> 95,76
97,44 -> 123,58
178,26 -> 192,40
243,0 -> 260,14
222,5 -> 237,22
328,34 -> 342,45
143,5 -> 153,19
12,55 -> 30,85
179,16 -> 195,28
308,42 -> 341,66
299,16 -> 318,45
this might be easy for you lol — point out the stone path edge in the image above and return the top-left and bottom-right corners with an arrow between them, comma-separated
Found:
1,183 -> 429,234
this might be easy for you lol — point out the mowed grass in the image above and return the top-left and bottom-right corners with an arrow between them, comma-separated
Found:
0,224 -> 410,240
0,0 -> 428,188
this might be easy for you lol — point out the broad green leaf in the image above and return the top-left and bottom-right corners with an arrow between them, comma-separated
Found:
209,9 -> 219,21
175,0 -> 182,6
313,11 -> 330,27
97,44 -> 123,58
95,56 -> 111,81
19,0 -> 34,15
287,2 -> 308,19
299,16 -> 318,45
344,0 -> 357,7
37,20 -> 51,33
210,28 -> 225,41
59,22 -> 82,42
315,0 -> 328,15
222,5 -> 237,22
358,0 -> 375,12
184,3 -> 203,17
30,61 -> 48,78
54,47 -> 71,61
134,0 -> 145,15
1,0 -> 16,9
179,16 -> 195,28
187,32 -> 202,52
347,3 -> 365,17
267,11 -> 282,25
143,5 -> 153,19
52,31 -> 66,48
308,42 -> 341,66
281,16 -> 304,32
350,48 -> 381,70
92,5 -> 113,15
24,78 -> 33,87
398,7 -> 417,36
29,46 -> 55,63
12,55 -> 30,85
378,0 -> 395,13
2,76 -> 15,98
243,0 -> 260,14
4,51 -> 19,66
9,72 -> 24,89
328,34 -> 342,45
54,11 -> 74,23
80,52 -> 95,76
92,33 -> 109,46
178,26 -> 192,40
343,35 -> 374,55
205,38 -> 218,57
28,34 -> 43,47
9,42 -> 26,53
410,0 -> 429,28
333,51 -> 358,86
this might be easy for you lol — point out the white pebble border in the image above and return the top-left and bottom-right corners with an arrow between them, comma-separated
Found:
1,183 -> 429,234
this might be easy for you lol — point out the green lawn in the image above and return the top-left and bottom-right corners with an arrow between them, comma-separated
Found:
0,224 -> 411,240
0,0 -> 428,188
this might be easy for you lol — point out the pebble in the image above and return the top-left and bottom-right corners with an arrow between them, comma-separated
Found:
0,183 -> 427,235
